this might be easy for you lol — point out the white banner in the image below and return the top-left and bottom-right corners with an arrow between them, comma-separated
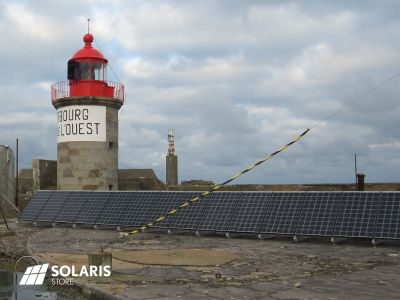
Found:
57,105 -> 106,143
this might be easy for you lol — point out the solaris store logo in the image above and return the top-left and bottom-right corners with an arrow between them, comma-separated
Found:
16,256 -> 111,286
19,264 -> 49,285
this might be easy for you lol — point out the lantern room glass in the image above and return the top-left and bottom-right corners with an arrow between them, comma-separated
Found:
71,61 -> 107,81
92,62 -> 106,81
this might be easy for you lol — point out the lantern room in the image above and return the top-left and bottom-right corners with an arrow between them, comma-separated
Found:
68,33 -> 107,81
51,33 -> 124,102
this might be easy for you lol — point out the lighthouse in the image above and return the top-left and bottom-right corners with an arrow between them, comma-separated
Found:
51,32 -> 124,191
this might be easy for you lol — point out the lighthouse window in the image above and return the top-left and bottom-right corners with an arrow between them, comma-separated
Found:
67,61 -> 106,81
79,62 -> 91,80
67,61 -> 79,80
93,63 -> 105,81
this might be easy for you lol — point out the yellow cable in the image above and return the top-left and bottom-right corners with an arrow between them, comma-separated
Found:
119,128 -> 310,238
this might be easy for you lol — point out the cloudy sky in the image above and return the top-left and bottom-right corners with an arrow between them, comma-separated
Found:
1,0 -> 400,184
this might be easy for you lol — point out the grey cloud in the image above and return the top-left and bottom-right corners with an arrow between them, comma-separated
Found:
0,0 -> 399,184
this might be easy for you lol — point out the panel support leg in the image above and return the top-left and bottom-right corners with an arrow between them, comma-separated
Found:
372,238 -> 383,246
258,234 -> 276,240
293,235 -> 310,243
330,236 -> 346,244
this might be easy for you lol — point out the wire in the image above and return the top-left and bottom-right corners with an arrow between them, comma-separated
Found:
92,39 -> 126,121
120,128 -> 309,237
89,18 -> 126,121
119,70 -> 400,238
0,176 -> 16,197
93,39 -> 122,84
311,71 -> 400,129
0,174 -> 19,211
0,193 -> 18,213
0,172 -> 15,187
81,21 -> 400,238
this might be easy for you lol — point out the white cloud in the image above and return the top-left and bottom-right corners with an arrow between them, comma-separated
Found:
0,0 -> 400,184
3,2 -> 55,40
123,57 -> 162,79
243,5 -> 356,44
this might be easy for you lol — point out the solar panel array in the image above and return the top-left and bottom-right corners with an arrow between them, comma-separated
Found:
19,191 -> 400,240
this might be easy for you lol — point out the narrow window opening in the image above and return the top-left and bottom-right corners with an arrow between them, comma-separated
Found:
109,184 -> 113,191
109,142 -> 114,149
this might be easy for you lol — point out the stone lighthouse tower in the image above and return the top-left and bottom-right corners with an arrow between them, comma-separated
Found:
166,129 -> 178,187
51,32 -> 124,190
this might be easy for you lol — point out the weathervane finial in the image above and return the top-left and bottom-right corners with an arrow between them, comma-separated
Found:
87,18 -> 90,33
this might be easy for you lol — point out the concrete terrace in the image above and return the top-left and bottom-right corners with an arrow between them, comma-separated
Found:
2,220 -> 400,299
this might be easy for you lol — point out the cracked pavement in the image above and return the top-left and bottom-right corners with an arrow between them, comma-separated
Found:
2,221 -> 400,299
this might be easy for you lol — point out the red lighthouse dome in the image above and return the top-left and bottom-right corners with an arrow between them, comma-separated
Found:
70,33 -> 107,62
51,32 -> 124,102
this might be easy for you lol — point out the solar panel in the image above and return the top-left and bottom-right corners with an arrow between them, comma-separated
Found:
296,192 -> 342,237
96,192 -> 137,226
35,191 -> 70,222
261,192 -> 305,235
148,192 -> 198,229
118,192 -> 161,227
19,191 -> 54,222
74,192 -> 115,225
227,192 -> 272,233
52,191 -> 87,223
374,192 -> 400,239
20,190 -> 400,242
333,192 -> 379,238
197,192 -> 242,232
165,192 -> 210,230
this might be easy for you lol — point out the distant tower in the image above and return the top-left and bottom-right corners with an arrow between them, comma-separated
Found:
166,129 -> 178,187
51,31 -> 124,190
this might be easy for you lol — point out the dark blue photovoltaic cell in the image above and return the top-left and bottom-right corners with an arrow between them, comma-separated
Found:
164,193 -> 210,230
35,191 -> 71,222
74,192 -> 115,224
19,191 -> 54,221
118,192 -> 160,227
374,192 -> 400,239
149,192 -> 198,229
197,192 -> 241,232
53,191 -> 87,223
296,192 -> 341,236
228,192 -> 272,233
20,190 -> 400,241
96,192 -> 139,226
333,192 -> 379,238
261,192 -> 305,235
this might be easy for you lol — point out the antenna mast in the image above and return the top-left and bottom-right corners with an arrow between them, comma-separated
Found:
168,129 -> 175,156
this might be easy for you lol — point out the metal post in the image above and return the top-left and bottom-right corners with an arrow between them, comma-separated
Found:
15,139 -> 18,209
0,201 -> 9,230
356,173 -> 365,191
354,154 -> 357,190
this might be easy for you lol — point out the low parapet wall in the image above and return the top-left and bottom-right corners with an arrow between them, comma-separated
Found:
171,183 -> 400,191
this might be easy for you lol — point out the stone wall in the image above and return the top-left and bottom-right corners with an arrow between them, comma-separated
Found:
32,159 -> 57,192
0,145 -> 16,217
118,169 -> 165,190
171,182 -> 400,192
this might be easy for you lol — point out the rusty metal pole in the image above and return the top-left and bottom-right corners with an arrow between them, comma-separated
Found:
15,138 -> 19,209
354,154 -> 357,190
356,173 -> 365,191
0,199 -> 9,230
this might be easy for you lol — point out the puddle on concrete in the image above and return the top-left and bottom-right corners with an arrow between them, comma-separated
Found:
112,248 -> 239,266
0,269 -> 58,300
0,258 -> 87,300
36,249 -> 238,268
